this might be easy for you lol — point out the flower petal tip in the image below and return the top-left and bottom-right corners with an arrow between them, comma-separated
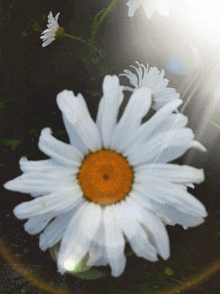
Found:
191,141 -> 207,152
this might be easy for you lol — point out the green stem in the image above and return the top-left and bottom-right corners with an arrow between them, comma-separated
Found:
91,0 -> 118,41
64,33 -> 89,45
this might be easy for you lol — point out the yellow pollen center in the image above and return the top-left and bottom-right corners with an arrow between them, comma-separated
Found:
78,150 -> 133,205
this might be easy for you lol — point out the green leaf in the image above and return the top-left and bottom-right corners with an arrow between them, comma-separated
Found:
72,268 -> 108,280
0,138 -> 21,150
85,90 -> 101,98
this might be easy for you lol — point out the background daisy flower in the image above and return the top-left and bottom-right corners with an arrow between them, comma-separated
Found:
127,0 -> 170,18
4,75 -> 207,278
40,11 -> 61,47
120,61 -> 181,111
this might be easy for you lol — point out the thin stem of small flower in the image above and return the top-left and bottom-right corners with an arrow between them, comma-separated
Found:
91,0 -> 118,41
96,0 -> 118,31
64,33 -> 89,45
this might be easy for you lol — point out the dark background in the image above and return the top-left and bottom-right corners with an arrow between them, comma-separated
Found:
0,0 -> 220,293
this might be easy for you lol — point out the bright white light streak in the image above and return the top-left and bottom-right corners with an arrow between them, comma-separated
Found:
179,70 -> 203,114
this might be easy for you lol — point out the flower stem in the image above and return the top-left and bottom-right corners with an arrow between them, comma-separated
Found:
91,0 -> 118,43
92,0 -> 118,38
64,33 -> 89,45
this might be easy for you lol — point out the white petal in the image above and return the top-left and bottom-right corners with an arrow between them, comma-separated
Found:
55,12 -> 60,22
141,66 -> 167,92
131,99 -> 183,147
129,189 -> 156,212
40,29 -> 51,35
150,113 -> 188,136
96,75 -> 124,148
24,215 -> 52,235
56,90 -> 102,151
154,87 -> 180,100
62,113 -> 88,154
154,93 -> 180,110
4,171 -> 73,196
123,86 -> 135,92
120,69 -> 139,88
152,202 -> 206,229
39,207 -> 80,251
57,202 -> 102,274
137,207 -> 170,260
48,11 -> 54,22
87,221 -> 108,267
149,77 -> 168,94
133,177 -> 207,216
126,128 -> 194,165
145,140 -> 206,164
130,62 -> 143,85
103,205 -> 126,277
126,0 -> 143,17
95,95 -> 104,143
134,164 -> 205,184
19,157 -> 73,174
13,186 -> 83,220
116,199 -> 158,261
190,140 -> 207,152
42,39 -> 53,47
38,128 -> 83,167
110,87 -> 152,153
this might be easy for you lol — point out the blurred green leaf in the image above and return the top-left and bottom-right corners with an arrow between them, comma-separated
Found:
0,138 -> 22,150
85,90 -> 101,98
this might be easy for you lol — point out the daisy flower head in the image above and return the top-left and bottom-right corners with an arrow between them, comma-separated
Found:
120,61 -> 180,111
4,75 -> 207,278
127,0 -> 170,18
40,11 -> 64,47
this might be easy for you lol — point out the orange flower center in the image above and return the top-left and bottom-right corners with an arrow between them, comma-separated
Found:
78,150 -> 133,205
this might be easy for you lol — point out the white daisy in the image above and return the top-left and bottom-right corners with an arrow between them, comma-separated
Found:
127,0 -> 170,18
120,61 -> 180,111
4,75 -> 207,278
40,11 -> 61,47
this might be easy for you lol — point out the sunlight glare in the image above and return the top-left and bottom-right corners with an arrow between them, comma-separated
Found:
64,258 -> 77,271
